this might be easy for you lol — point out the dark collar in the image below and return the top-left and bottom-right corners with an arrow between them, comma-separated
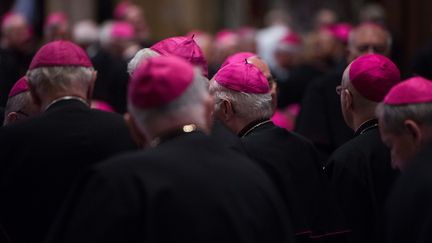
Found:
44,98 -> 90,113
354,118 -> 379,137
238,118 -> 272,138
150,124 -> 199,147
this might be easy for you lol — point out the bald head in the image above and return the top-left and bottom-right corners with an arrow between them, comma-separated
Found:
347,23 -> 391,62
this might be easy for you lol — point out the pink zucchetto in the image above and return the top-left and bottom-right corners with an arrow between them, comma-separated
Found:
220,52 -> 256,69
277,32 -> 302,52
111,21 -> 135,39
384,76 -> 432,105
45,12 -> 68,28
128,56 -> 194,109
113,1 -> 132,20
8,76 -> 29,98
349,54 -> 400,102
29,40 -> 93,70
324,23 -> 352,43
214,61 -> 269,94
150,36 -> 208,78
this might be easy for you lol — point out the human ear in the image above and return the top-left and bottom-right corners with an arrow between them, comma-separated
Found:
404,120 -> 422,146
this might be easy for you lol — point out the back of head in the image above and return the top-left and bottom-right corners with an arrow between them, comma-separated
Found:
128,56 -> 210,140
3,76 -> 38,125
26,40 -> 95,107
1,12 -> 31,49
341,54 -> 400,128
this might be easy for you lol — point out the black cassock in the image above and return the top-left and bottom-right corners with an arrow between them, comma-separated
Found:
325,119 -> 399,243
0,99 -> 137,243
45,131 -> 295,243
386,142 -> 432,243
239,119 -> 350,243
295,68 -> 353,160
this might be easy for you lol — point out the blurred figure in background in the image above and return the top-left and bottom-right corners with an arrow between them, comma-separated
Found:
43,12 -> 69,42
0,12 -> 34,107
72,20 -> 100,59
256,9 -> 291,70
208,29 -> 239,78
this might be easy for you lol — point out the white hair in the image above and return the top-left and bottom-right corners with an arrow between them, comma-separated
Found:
27,66 -> 94,96
377,103 -> 432,134
127,48 -> 160,76
209,79 -> 273,121
128,68 -> 209,132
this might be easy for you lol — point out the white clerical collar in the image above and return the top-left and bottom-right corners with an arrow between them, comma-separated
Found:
44,96 -> 89,112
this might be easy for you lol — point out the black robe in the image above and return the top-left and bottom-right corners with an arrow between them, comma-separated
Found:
325,119 -> 399,243
45,130 -> 295,243
0,99 -> 137,243
386,142 -> 432,243
0,48 -> 33,107
295,67 -> 353,160
239,119 -> 350,242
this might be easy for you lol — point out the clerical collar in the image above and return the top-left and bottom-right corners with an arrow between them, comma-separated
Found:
44,96 -> 89,112
238,118 -> 272,138
150,124 -> 198,147
354,118 -> 379,137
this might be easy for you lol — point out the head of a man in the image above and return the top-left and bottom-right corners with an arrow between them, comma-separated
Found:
127,48 -> 160,76
209,60 -> 272,135
128,56 -> 212,142
44,12 -> 70,42
338,54 -> 400,130
377,77 -> 432,171
26,40 -> 96,110
347,23 -> 392,62
1,12 -> 31,50
150,35 -> 208,78
3,76 -> 39,125
274,32 -> 302,69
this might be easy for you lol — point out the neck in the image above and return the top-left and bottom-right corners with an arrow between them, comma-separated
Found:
40,92 -> 89,111
351,109 -> 377,131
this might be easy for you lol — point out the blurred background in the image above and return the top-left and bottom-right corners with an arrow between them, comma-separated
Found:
1,0 -> 432,115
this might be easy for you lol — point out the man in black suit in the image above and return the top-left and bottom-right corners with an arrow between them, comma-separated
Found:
0,40 -> 137,243
45,55 -> 295,243
375,76 -> 432,243
325,54 -> 401,243
210,60 -> 349,242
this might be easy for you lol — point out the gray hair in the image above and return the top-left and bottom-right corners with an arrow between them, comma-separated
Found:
376,102 -> 432,134
3,92 -> 30,125
128,68 -> 209,131
209,79 -> 273,121
127,48 -> 160,76
27,66 -> 94,96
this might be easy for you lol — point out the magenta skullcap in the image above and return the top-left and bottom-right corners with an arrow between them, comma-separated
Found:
214,61 -> 269,94
128,56 -> 194,109
45,12 -> 68,27
29,40 -> 93,70
113,1 -> 131,19
8,76 -> 29,98
384,76 -> 432,105
280,32 -> 302,46
111,21 -> 135,39
324,23 -> 352,43
150,36 -> 208,78
220,52 -> 256,69
349,54 -> 400,102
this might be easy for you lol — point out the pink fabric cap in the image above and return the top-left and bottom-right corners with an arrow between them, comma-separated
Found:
384,76 -> 432,105
349,54 -> 400,102
29,40 -> 93,70
214,61 -> 269,94
215,30 -> 239,45
324,23 -> 352,43
280,32 -> 302,46
128,56 -> 194,109
150,36 -> 208,78
45,12 -> 68,27
8,76 -> 29,98
113,1 -> 131,19
111,21 -> 135,39
220,52 -> 256,69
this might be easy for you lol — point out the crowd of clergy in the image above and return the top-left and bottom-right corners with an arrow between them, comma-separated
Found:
1,2 -> 432,243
